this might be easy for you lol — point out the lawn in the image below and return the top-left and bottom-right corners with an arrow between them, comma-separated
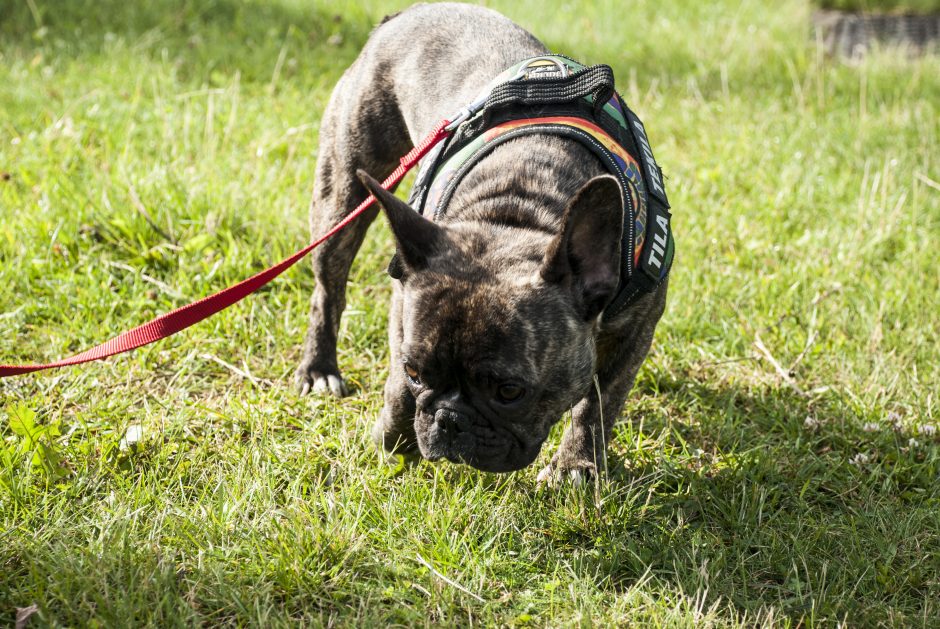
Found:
1,0 -> 938,626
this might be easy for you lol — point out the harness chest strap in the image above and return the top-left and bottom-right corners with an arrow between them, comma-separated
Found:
408,55 -> 674,317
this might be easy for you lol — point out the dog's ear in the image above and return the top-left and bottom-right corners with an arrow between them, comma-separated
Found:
357,169 -> 444,275
541,174 -> 623,320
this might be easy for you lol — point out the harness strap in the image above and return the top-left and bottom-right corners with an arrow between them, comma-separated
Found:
411,54 -> 674,318
483,64 -> 615,114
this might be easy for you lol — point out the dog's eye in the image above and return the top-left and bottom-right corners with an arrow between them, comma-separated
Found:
404,364 -> 420,384
496,383 -> 525,403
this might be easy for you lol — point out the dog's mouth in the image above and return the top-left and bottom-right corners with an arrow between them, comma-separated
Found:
428,445 -> 540,473
417,410 -> 543,473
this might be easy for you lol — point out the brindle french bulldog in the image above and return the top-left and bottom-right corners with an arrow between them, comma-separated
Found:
296,2 -> 668,481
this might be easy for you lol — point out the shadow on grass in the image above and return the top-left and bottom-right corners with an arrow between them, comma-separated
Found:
550,375 -> 940,623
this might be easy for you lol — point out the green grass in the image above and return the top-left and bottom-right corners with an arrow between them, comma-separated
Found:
1,0 -> 939,625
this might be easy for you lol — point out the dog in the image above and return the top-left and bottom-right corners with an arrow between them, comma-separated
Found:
295,3 -> 669,481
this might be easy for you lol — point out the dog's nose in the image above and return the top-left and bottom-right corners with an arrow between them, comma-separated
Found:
434,408 -> 460,432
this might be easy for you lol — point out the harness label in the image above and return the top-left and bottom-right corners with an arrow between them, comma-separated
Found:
646,213 -> 670,272
627,113 -> 669,207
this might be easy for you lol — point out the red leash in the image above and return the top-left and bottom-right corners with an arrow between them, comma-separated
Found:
0,119 -> 452,378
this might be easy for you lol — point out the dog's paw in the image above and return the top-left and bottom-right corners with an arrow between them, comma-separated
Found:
536,460 -> 597,488
296,366 -> 349,398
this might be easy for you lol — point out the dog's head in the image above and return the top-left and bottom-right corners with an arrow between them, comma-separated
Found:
358,170 -> 623,472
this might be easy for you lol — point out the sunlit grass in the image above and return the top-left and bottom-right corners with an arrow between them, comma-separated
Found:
1,0 -> 939,625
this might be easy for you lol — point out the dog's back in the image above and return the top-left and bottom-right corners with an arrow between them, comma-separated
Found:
361,3 -> 548,139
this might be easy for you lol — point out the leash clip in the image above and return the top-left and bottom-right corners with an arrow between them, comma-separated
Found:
444,94 -> 489,132
443,62 -> 542,131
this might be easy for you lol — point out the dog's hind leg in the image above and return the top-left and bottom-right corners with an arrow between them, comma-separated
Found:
296,57 -> 412,397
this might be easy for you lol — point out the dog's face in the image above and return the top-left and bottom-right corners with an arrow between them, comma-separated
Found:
358,171 -> 624,472
399,261 -> 597,471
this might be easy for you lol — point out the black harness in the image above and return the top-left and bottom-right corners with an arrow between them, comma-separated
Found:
406,55 -> 674,317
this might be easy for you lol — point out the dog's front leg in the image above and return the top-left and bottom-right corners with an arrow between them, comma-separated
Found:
372,283 -> 419,454
539,285 -> 667,484
538,362 -> 638,485
296,66 -> 412,397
